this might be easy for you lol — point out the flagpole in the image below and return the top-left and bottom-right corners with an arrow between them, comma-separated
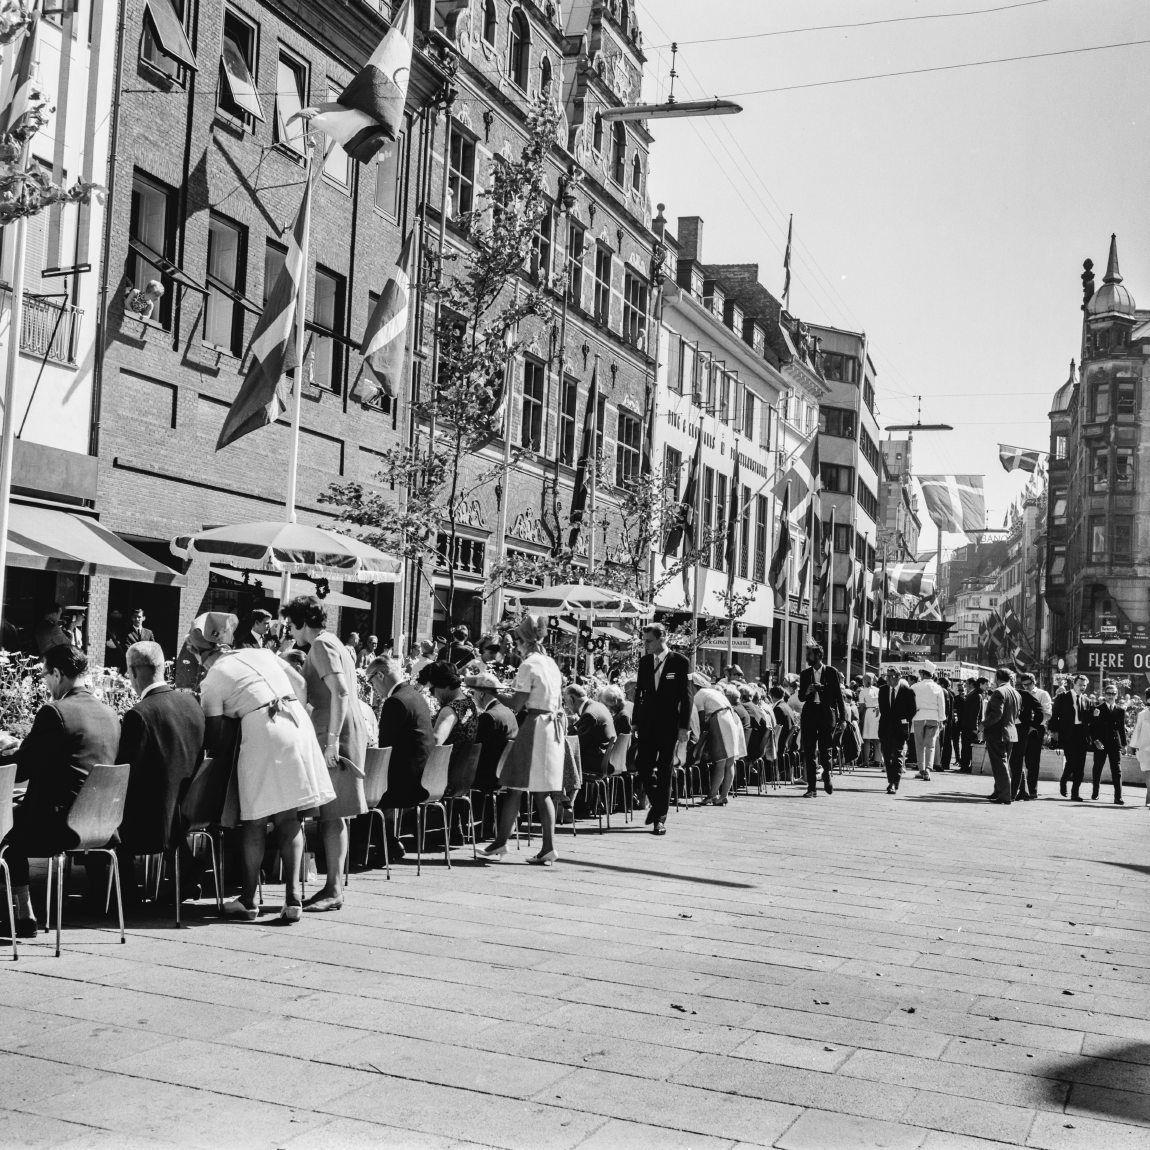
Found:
861,531 -> 871,676
588,352 -> 600,575
690,428 -> 704,671
280,146 -> 315,604
935,521 -> 944,662
782,482 -> 791,678
826,506 -> 835,668
879,542 -> 889,669
0,21 -> 37,629
492,282 -> 520,624
846,511 -> 858,683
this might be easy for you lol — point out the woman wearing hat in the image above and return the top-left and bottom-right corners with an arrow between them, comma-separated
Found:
281,596 -> 368,913
198,616 -> 336,923
481,614 -> 565,865
689,670 -> 747,805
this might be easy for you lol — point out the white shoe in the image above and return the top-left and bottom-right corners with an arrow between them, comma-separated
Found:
528,850 -> 557,866
482,842 -> 508,859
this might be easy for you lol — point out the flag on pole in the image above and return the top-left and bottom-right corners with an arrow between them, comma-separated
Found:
816,507 -> 833,610
768,484 -> 792,599
725,450 -> 741,594
353,231 -> 414,403
914,590 -> 942,622
795,436 -> 821,591
998,444 -> 1042,474
886,560 -> 936,598
567,367 -> 599,549
782,213 -> 793,309
918,474 -> 986,534
217,169 -> 314,449
781,431 -> 820,523
1,3 -> 40,141
296,0 -> 413,163
640,378 -> 656,478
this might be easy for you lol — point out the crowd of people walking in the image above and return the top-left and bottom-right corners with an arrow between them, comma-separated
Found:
2,613 -> 1147,944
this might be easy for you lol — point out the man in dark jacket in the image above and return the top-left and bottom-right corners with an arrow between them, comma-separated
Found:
372,657 -> 435,810
983,667 -> 1021,804
563,683 -> 616,776
124,608 -> 155,648
797,642 -> 847,797
117,641 -> 205,899
878,668 -> 916,793
1052,674 -> 1091,801
467,670 -> 518,793
632,623 -> 691,836
1010,673 -> 1047,801
936,675 -> 958,770
957,679 -> 983,772
1089,683 -> 1127,804
2,645 -> 120,939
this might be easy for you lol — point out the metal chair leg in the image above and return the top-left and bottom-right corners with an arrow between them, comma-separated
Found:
1,855 -> 16,960
416,807 -> 424,877
54,853 -> 65,958
173,847 -> 182,929
438,802 -> 451,869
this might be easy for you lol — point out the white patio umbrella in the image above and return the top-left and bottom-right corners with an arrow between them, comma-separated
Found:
506,583 -> 650,618
170,521 -> 402,582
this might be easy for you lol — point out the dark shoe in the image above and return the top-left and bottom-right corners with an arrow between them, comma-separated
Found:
644,808 -> 656,826
802,789 -> 817,798
1070,794 -> 1084,802
386,836 -> 406,861
822,773 -> 834,795
1091,786 -> 1100,801
14,917 -> 37,939
652,822 -> 666,836
1059,780 -> 1067,797
886,785 -> 894,794
1115,799 -> 1126,806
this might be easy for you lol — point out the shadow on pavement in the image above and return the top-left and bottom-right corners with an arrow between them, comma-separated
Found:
560,859 -> 754,889
898,793 -> 993,803
1043,1041 -> 1150,1120
1087,860 -> 1150,878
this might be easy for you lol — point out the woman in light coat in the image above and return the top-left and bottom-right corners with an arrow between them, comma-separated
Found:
1127,689 -> 1150,807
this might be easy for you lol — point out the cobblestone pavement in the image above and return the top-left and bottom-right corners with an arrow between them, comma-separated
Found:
0,768 -> 1148,1150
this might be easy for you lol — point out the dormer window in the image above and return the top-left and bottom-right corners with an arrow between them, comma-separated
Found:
483,0 -> 497,45
611,122 -> 626,185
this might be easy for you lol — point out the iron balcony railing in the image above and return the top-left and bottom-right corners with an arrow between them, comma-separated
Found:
1,289 -> 83,366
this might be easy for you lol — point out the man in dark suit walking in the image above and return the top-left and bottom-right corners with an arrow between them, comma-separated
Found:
563,683 -> 616,776
1,645 -> 121,940
1052,674 -> 1091,801
1089,683 -> 1127,805
983,667 -> 1021,804
797,642 -> 847,797
466,670 -> 518,794
957,679 -> 982,772
124,607 -> 155,648
117,641 -> 205,900
632,623 -> 691,836
878,668 -> 916,793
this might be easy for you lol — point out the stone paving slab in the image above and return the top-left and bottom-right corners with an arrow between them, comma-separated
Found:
0,768 -> 1148,1149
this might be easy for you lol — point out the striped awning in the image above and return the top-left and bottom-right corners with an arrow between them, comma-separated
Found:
7,505 -> 184,585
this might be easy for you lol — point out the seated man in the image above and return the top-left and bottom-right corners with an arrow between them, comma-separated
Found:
369,656 -> 435,811
563,683 -> 615,776
117,641 -> 206,899
467,670 -> 518,793
2,645 -> 121,940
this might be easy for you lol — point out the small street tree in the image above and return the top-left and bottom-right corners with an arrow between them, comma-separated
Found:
323,98 -> 563,626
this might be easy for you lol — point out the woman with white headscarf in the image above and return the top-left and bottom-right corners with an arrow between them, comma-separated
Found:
481,614 -> 565,865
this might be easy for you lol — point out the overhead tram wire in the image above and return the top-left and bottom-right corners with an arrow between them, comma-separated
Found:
638,4 -> 926,403
721,38 -> 1150,100
647,0 -> 1053,50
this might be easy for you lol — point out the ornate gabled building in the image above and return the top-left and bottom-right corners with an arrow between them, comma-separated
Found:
1047,234 -> 1150,676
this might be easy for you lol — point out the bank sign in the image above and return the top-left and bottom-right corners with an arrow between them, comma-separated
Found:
1076,639 -> 1150,673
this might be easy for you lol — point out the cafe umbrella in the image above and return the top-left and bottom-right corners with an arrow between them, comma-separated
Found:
170,521 -> 402,583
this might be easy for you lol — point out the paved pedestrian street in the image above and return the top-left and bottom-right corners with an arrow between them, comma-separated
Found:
0,770 -> 1147,1150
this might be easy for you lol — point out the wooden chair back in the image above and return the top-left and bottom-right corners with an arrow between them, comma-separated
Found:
65,764 -> 130,850
605,733 -> 632,775
446,743 -> 481,798
420,745 -> 452,804
0,762 -> 14,841
363,747 -> 392,808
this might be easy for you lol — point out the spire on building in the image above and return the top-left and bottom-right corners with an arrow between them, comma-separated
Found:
1086,233 -> 1135,317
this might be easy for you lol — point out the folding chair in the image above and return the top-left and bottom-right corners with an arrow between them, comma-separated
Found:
0,764 -> 18,959
360,747 -> 393,876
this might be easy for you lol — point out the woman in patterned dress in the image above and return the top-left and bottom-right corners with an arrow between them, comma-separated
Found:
481,614 -> 565,865
280,596 -> 368,912
417,660 -> 480,747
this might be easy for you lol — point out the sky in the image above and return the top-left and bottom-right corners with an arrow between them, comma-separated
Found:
637,0 -> 1149,554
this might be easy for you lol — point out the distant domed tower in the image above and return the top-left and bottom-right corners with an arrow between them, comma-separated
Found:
1086,234 -> 1136,319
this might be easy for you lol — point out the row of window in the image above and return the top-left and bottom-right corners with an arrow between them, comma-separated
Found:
1085,515 -> 1134,564
662,447 -> 768,580
130,170 -> 364,396
1087,377 -> 1137,420
142,3 -> 409,199
1089,445 -> 1134,493
670,339 -> 774,445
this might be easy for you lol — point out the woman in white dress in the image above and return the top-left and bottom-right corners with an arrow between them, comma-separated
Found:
690,671 -> 747,805
1127,689 -> 1150,807
200,642 -> 335,923
859,673 -> 882,767
482,614 -> 565,865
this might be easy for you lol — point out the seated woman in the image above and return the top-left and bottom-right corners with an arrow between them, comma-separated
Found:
417,660 -> 479,749
597,684 -> 630,737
